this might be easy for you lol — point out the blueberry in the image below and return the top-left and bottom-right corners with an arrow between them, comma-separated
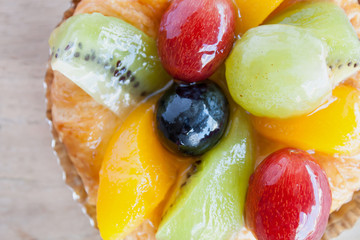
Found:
156,80 -> 229,156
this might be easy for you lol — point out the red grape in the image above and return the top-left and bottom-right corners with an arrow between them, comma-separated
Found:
157,0 -> 235,82
245,148 -> 332,240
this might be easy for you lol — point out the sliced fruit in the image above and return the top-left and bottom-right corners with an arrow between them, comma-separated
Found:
156,106 -> 255,240
97,99 -> 180,240
268,0 -> 303,19
156,81 -> 229,156
157,0 -> 235,82
49,13 -> 170,116
234,0 -> 284,34
267,1 -> 360,84
225,24 -> 331,118
245,148 -> 331,240
252,85 -> 360,156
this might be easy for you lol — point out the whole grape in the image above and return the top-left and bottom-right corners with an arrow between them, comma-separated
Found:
156,81 -> 229,156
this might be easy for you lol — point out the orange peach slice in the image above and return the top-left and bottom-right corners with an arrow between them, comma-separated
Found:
97,99 -> 180,240
234,0 -> 285,34
252,85 -> 360,156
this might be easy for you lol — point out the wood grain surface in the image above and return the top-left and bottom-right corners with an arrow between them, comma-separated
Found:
0,0 -> 359,240
0,0 -> 100,239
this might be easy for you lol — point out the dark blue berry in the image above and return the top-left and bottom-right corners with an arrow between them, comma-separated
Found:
156,80 -> 229,156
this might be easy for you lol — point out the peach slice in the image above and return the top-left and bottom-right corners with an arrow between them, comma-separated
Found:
97,99 -> 181,240
252,85 -> 360,156
234,0 -> 284,34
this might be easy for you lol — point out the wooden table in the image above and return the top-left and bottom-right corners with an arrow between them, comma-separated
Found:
0,0 -> 100,239
0,0 -> 359,239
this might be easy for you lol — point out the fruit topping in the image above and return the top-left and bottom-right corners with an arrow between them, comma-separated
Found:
267,1 -> 360,84
156,107 -> 255,240
252,85 -> 360,156
245,148 -> 332,240
234,0 -> 285,34
97,99 -> 181,240
157,0 -> 235,82
49,13 -> 170,116
156,80 -> 229,156
226,24 -> 331,118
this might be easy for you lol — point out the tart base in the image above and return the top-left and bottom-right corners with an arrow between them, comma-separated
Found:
45,0 -> 97,227
45,0 -> 360,238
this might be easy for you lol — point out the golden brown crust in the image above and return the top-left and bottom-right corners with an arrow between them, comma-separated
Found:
45,0 -> 360,238
51,71 -> 120,204
74,0 -> 170,38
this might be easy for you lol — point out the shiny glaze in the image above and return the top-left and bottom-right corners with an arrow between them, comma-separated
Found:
157,0 -> 235,82
156,81 -> 229,156
245,148 -> 332,240
156,106 -> 255,240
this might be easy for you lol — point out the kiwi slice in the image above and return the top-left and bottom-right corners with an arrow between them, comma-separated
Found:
156,107 -> 255,240
49,13 -> 170,116
267,1 -> 360,84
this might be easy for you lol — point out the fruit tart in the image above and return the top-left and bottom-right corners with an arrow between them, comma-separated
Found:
45,0 -> 360,239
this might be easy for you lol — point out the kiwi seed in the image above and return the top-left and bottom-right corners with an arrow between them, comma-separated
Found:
116,60 -> 122,67
65,42 -> 73,51
53,41 -> 154,97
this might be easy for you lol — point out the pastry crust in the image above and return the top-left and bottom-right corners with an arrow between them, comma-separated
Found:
51,71 -> 120,205
74,0 -> 170,38
45,0 -> 360,239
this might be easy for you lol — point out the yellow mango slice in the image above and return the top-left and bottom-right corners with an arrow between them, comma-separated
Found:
252,85 -> 360,156
97,99 -> 179,240
234,0 -> 285,34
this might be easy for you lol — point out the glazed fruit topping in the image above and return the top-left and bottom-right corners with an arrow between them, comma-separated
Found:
157,0 -> 235,82
156,81 -> 229,156
49,13 -> 170,116
234,0 -> 285,33
267,1 -> 360,84
97,100 -> 180,240
226,2 -> 360,118
252,85 -> 360,156
245,148 -> 332,240
226,24 -> 331,118
157,107 -> 254,240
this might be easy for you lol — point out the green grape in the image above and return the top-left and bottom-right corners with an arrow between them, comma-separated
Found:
225,24 -> 332,118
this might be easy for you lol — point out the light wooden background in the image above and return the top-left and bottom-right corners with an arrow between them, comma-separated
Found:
0,0 -> 359,239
